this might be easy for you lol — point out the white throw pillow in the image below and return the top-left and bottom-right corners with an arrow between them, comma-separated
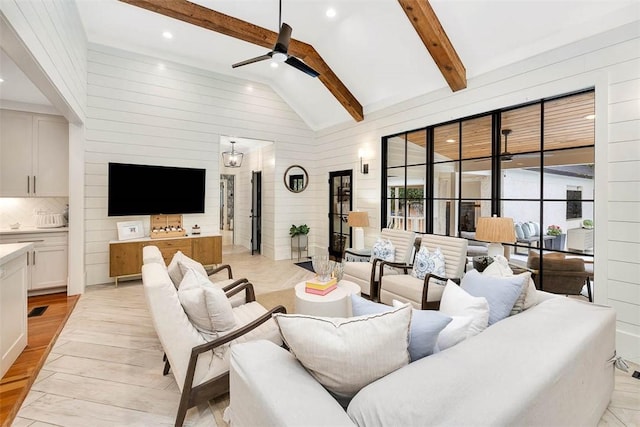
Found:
483,256 -> 537,314
167,251 -> 208,287
273,304 -> 412,401
439,280 -> 489,337
435,315 -> 473,351
411,246 -> 446,280
370,238 -> 395,264
177,268 -> 237,341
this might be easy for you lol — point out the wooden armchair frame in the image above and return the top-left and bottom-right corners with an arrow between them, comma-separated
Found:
165,281 -> 286,426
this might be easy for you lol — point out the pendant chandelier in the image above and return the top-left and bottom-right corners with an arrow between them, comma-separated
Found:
222,141 -> 243,168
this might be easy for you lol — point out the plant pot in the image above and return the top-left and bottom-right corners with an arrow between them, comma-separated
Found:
291,234 -> 308,250
545,233 -> 566,251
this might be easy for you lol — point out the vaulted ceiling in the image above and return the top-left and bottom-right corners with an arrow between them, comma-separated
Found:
5,1 -> 639,131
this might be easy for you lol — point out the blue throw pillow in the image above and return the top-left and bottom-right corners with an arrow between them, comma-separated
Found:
514,223 -> 525,240
411,247 -> 446,280
351,294 -> 452,361
460,269 -> 526,325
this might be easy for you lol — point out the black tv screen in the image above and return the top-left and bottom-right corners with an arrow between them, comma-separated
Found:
108,163 -> 206,216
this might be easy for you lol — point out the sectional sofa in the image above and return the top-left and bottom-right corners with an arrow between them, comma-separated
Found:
227,292 -> 616,426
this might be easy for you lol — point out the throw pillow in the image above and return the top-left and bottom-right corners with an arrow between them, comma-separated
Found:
483,256 -> 537,314
514,223 -> 525,240
370,238 -> 395,264
167,251 -> 208,287
460,269 -> 527,325
177,268 -> 237,341
435,315 -> 473,351
411,246 -> 446,280
521,223 -> 532,239
439,280 -> 489,337
351,295 -> 451,362
273,304 -> 412,401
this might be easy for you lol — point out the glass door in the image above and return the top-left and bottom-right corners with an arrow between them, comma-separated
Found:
329,170 -> 352,259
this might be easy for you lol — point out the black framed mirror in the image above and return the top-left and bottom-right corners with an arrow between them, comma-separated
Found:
284,165 -> 309,193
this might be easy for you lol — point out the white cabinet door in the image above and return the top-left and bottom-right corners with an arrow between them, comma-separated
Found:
0,110 -> 33,196
33,115 -> 69,197
0,253 -> 29,378
31,244 -> 68,290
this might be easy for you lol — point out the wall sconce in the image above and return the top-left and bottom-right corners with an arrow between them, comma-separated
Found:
360,157 -> 369,174
358,149 -> 369,174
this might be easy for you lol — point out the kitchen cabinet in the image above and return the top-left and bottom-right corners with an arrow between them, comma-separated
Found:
0,109 -> 68,197
0,231 -> 68,293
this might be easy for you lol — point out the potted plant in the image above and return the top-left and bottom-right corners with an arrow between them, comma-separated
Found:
546,224 -> 565,250
582,219 -> 593,229
290,224 -> 310,258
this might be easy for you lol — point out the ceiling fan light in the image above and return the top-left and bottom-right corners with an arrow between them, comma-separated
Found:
270,62 -> 279,68
272,52 -> 287,63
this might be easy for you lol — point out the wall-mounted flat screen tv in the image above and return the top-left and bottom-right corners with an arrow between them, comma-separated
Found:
108,162 -> 206,216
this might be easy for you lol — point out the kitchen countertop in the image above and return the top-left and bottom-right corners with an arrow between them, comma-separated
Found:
0,242 -> 34,265
0,226 -> 69,235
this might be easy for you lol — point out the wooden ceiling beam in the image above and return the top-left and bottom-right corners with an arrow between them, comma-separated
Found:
397,0 -> 467,92
119,0 -> 363,122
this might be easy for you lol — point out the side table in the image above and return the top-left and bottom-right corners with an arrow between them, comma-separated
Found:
344,247 -> 371,262
294,280 -> 361,317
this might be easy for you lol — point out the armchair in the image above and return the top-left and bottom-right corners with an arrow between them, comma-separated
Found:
379,234 -> 468,310
342,228 -> 416,300
526,251 -> 592,302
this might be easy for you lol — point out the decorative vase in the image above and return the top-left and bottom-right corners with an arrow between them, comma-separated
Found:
312,255 -> 331,282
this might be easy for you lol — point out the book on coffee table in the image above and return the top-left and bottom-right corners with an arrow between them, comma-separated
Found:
305,284 -> 337,296
305,277 -> 337,290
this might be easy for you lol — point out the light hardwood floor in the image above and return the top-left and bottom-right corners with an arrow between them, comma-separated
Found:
12,245 -> 640,426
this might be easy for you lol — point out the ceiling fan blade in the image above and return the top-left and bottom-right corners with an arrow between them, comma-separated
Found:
232,53 -> 272,68
285,56 -> 320,77
274,22 -> 292,54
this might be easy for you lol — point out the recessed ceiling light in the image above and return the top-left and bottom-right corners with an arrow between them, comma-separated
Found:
158,63 -> 166,70
584,114 -> 596,120
162,31 -> 173,39
0,77 -> 4,83
270,62 -> 279,69
246,85 -> 254,92
326,7 -> 336,18
446,139 -> 455,143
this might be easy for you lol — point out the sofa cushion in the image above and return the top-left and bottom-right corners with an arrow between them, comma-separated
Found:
177,268 -> 237,341
351,295 -> 451,361
370,238 -> 395,263
411,246 -> 446,280
521,223 -> 532,238
461,269 -> 527,325
439,280 -> 489,336
273,304 -> 411,402
514,223 -> 525,240
167,251 -> 208,287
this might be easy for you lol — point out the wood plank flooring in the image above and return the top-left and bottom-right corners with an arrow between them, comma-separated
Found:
5,246 -> 640,426
1,293 -> 79,427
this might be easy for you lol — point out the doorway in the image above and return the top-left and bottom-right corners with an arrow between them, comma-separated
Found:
329,170 -> 353,259
251,171 -> 262,254
219,174 -> 235,245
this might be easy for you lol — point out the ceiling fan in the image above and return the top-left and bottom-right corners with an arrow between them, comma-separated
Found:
501,128 -> 514,162
231,0 -> 320,77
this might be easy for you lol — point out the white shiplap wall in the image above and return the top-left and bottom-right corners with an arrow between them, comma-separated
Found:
85,44 -> 314,285
315,21 -> 640,361
0,0 -> 87,122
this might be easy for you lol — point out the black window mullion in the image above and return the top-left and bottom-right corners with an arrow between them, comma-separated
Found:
492,112 -> 502,215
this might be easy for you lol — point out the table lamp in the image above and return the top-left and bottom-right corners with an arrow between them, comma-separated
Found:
347,211 -> 369,250
475,216 -> 516,258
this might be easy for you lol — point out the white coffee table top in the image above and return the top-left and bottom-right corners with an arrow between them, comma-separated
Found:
294,280 -> 361,317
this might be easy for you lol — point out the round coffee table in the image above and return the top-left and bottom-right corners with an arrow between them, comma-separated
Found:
294,280 -> 361,317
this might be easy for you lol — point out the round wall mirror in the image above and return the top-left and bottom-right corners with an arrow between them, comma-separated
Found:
284,165 -> 309,193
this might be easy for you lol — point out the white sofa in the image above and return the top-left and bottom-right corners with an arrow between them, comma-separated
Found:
140,245 -> 284,426
227,293 -> 616,426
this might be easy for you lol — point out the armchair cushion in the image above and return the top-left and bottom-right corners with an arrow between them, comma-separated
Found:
411,246 -> 446,280
370,238 -> 395,263
381,274 -> 446,308
439,280 -> 489,337
461,270 -> 527,325
177,268 -> 237,341
273,305 -> 412,402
